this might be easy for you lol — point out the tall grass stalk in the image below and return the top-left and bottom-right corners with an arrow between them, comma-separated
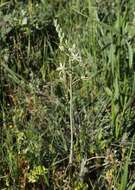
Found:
69,59 -> 73,165
119,136 -> 134,190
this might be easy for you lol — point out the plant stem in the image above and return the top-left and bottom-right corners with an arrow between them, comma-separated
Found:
69,60 -> 73,165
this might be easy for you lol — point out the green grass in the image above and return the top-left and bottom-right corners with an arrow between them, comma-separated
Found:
0,0 -> 135,189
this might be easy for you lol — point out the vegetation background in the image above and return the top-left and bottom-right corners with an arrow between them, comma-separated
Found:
0,0 -> 135,189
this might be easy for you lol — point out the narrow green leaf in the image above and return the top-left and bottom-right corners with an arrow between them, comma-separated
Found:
127,42 -> 133,69
104,87 -> 112,97
119,136 -> 134,190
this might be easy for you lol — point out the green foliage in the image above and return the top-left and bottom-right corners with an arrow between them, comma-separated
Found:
0,0 -> 135,189
27,165 -> 48,184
